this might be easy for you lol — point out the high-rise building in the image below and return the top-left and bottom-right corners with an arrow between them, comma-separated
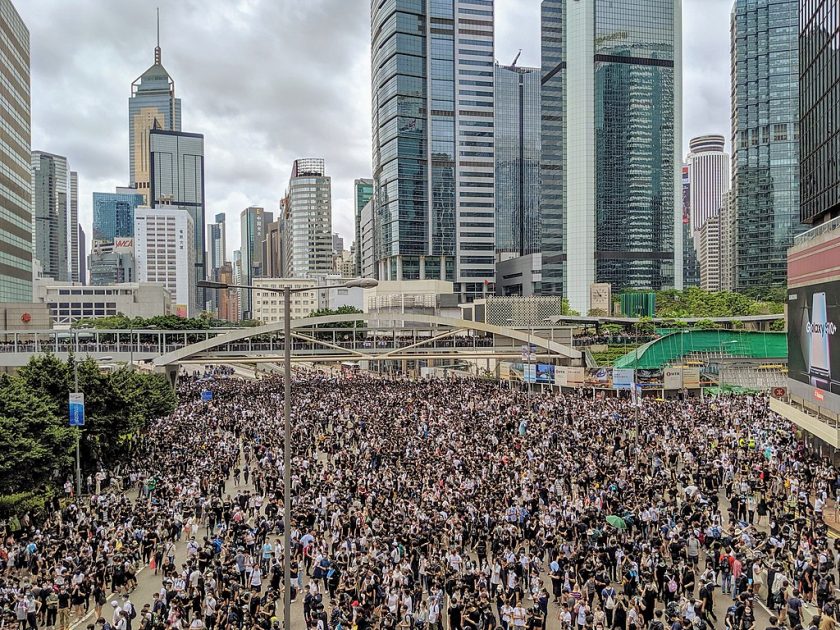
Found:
217,261 -> 239,322
134,205 -> 195,317
31,151 -> 70,282
149,129 -> 205,308
371,0 -> 495,301
89,238 -> 135,286
78,225 -> 86,285
239,206 -> 272,318
332,233 -> 344,255
69,171 -> 79,283
731,0 -> 801,290
92,189 -> 145,242
687,135 -> 729,232
0,0 -> 31,303
129,15 -> 181,201
495,63 -> 540,258
540,0 -> 682,313
281,158 -> 333,278
207,212 -> 226,278
353,179 -> 373,276
682,164 -> 700,287
263,220 -> 283,278
359,199 -> 376,280
800,0 -> 840,225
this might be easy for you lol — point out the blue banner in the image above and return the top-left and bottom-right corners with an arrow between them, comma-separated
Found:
69,392 -> 85,427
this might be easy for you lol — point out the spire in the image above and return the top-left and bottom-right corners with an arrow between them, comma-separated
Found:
154,7 -> 161,65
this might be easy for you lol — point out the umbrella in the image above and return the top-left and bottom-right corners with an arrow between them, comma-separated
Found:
606,515 -> 627,530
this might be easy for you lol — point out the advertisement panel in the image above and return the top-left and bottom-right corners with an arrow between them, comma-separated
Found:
664,368 -> 682,390
586,367 -> 612,387
788,281 -> 840,394
566,366 -> 585,387
535,364 -> 555,384
683,367 -> 701,389
499,362 -> 511,381
612,368 -> 635,390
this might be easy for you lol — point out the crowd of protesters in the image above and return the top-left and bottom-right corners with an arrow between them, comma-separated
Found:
2,371 -> 840,630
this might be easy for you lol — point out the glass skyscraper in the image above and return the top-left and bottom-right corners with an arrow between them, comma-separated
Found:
239,206 -> 272,319
129,34 -> 181,201
541,0 -> 682,313
371,0 -> 495,301
353,178 -> 373,277
800,0 -> 840,225
731,0 -> 802,290
0,0 -> 30,302
31,151 -> 69,282
92,189 -> 145,242
495,63 -> 540,257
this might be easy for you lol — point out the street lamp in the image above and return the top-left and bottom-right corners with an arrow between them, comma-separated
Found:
72,354 -> 113,498
198,277 -> 378,629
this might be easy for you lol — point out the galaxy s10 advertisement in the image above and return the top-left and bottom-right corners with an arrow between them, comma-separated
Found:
789,282 -> 840,394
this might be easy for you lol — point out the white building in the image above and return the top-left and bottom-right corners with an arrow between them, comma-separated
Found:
687,135 -> 730,232
134,205 -> 195,317
252,278 -> 319,324
281,159 -> 333,278
34,280 -> 172,325
698,213 -> 723,292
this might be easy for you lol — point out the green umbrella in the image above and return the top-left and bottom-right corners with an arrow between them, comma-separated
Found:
606,515 -> 627,530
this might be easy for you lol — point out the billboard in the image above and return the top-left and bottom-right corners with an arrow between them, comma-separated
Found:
515,363 -> 555,384
612,368 -> 635,390
664,368 -> 682,390
556,366 -> 585,387
683,367 -> 701,389
788,281 -> 840,394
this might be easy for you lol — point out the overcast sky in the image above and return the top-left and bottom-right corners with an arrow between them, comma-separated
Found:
18,0 -> 733,260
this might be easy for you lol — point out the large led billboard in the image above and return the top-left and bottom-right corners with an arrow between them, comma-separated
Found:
788,281 -> 840,393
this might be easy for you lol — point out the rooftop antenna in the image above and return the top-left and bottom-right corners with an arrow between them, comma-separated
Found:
511,49 -> 522,68
154,7 -> 161,64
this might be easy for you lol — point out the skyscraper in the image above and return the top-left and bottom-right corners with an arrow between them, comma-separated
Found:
541,0 -> 682,313
0,0 -> 31,303
149,129 -> 205,308
682,164 -> 700,287
92,189 -> 145,242
495,63 -> 540,258
263,219 -> 283,278
68,171 -> 79,283
371,0 -> 495,300
207,212 -> 226,279
281,158 -> 333,278
731,0 -> 801,290
31,151 -> 70,282
800,0 -> 839,225
239,206 -> 272,318
78,225 -> 86,285
353,179 -> 373,277
129,13 -> 181,201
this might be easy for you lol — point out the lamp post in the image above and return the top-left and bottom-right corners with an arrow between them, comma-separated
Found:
72,353 -> 113,498
198,277 -> 377,629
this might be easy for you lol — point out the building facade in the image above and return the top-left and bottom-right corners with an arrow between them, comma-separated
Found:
371,0 -> 496,301
353,178 -> 373,276
495,63 -> 540,257
359,199 -> 376,280
698,213 -> 723,291
282,159 -> 333,278
129,34 -> 181,201
682,164 -> 700,287
88,238 -> 135,286
263,219 -> 283,278
540,0 -> 682,313
731,0 -> 802,290
69,171 -> 79,283
239,206 -> 271,318
78,225 -> 86,285
217,261 -> 239,322
34,281 -> 171,325
0,0 -> 31,303
252,277 -> 318,324
31,151 -> 69,282
134,205 -> 195,317
800,0 -> 840,225
687,135 -> 729,232
92,189 -> 145,242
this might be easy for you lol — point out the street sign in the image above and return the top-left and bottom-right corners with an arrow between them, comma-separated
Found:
69,393 -> 85,427
201,389 -> 213,402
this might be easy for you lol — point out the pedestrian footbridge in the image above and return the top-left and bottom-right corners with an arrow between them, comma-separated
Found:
0,315 -> 581,381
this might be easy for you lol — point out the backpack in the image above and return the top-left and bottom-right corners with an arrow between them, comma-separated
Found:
605,593 -> 615,610
129,604 -> 137,620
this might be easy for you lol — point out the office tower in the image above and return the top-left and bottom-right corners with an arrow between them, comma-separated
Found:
232,249 -> 244,320
353,179 -> 373,276
686,134 -> 729,289
540,0 -> 682,313
217,262 -> 239,322
134,205 -> 195,317
239,206 -> 272,318
371,0 -> 495,301
687,135 -> 729,232
31,151 -> 70,282
682,164 -> 700,287
719,190 -> 735,290
359,199 -> 376,280
129,13 -> 181,200
0,0 -> 31,302
207,212 -> 226,277
281,159 -> 333,278
149,129 -> 205,307
731,0 -> 801,290
800,0 -> 840,225
495,63 -> 540,257
78,225 -> 86,285
92,189 -> 145,242
332,233 -> 344,255
263,220 -> 283,278
89,238 -> 135,286
69,172 -> 79,282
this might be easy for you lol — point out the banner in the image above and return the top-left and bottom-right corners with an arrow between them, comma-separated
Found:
556,366 -> 585,387
683,367 -> 701,389
586,367 -> 613,387
499,362 -> 511,380
612,368 -> 635,390
663,368 -> 683,390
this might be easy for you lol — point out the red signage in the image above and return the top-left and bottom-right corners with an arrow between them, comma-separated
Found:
815,389 -> 825,401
